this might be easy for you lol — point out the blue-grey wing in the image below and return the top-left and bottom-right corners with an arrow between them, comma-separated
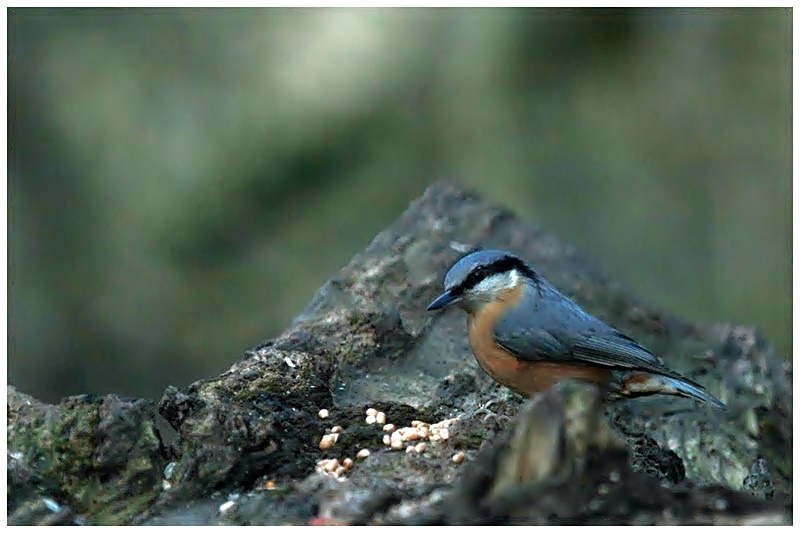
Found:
492,282 -> 675,376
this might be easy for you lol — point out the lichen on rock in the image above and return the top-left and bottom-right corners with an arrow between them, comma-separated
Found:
7,182 -> 791,525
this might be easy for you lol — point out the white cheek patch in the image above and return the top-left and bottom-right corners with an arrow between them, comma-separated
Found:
471,269 -> 520,299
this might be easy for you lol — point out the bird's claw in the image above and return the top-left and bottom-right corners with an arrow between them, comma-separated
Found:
472,399 -> 511,424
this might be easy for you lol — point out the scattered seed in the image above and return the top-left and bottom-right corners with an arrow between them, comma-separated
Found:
376,412 -> 386,425
335,466 -> 347,477
343,458 -> 354,469
414,442 -> 427,453
439,428 -> 450,440
356,448 -> 371,459
366,408 -> 378,417
219,500 -> 236,514
418,427 -> 430,438
434,418 -> 458,428
383,434 -> 391,446
406,445 -> 416,454
331,426 -> 342,434
323,459 -> 340,472
391,439 -> 404,450
452,451 -> 465,464
382,423 -> 395,433
365,415 -> 377,425
411,420 -> 423,428
404,429 -> 423,441
319,433 -> 339,450
318,409 -> 330,419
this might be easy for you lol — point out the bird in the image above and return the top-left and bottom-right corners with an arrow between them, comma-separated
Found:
426,249 -> 724,408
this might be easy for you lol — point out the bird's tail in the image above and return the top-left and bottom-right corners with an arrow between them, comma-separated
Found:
617,372 -> 725,409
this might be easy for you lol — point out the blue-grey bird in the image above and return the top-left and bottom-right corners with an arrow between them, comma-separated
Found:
426,249 -> 724,407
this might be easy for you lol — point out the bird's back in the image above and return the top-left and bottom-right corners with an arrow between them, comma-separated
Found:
493,278 -> 665,371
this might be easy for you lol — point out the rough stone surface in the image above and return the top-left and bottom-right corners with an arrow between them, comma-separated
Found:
7,386 -> 164,525
6,182 -> 791,525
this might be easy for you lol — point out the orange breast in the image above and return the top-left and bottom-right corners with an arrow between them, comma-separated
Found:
467,285 -> 609,397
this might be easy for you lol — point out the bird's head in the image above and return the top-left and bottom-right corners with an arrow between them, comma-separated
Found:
426,249 -> 537,314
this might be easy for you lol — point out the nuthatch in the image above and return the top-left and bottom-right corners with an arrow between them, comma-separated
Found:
427,249 -> 724,407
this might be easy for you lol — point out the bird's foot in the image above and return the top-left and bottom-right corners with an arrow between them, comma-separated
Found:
472,399 -> 512,424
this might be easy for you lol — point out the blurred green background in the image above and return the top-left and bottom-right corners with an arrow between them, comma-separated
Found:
9,8 -> 791,403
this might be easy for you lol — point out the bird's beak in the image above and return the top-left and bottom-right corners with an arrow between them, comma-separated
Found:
426,290 -> 460,311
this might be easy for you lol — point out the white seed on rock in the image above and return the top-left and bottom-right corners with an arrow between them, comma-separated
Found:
382,423 -> 395,433
323,459 -> 340,472
318,409 -> 330,419
452,451 -> 465,464
376,412 -> 386,425
404,429 -> 422,441
356,448 -> 371,459
343,458 -> 354,469
406,445 -> 416,454
331,426 -> 342,434
366,408 -> 378,417
383,434 -> 391,446
439,428 -> 450,440
319,433 -> 339,450
365,415 -> 377,425
219,500 -> 236,514
411,420 -> 423,428
414,442 -> 427,453
391,439 -> 404,450
334,466 -> 347,477
435,418 -> 458,428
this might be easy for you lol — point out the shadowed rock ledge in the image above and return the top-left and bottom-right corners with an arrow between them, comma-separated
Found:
7,182 -> 791,525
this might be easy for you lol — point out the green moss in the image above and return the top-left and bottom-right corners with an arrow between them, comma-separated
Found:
9,400 -> 164,525
346,310 -> 373,329
450,428 -> 488,450
87,490 -> 159,525
334,424 -> 385,454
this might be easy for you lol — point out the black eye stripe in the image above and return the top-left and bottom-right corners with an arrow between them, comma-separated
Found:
457,255 -> 537,293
